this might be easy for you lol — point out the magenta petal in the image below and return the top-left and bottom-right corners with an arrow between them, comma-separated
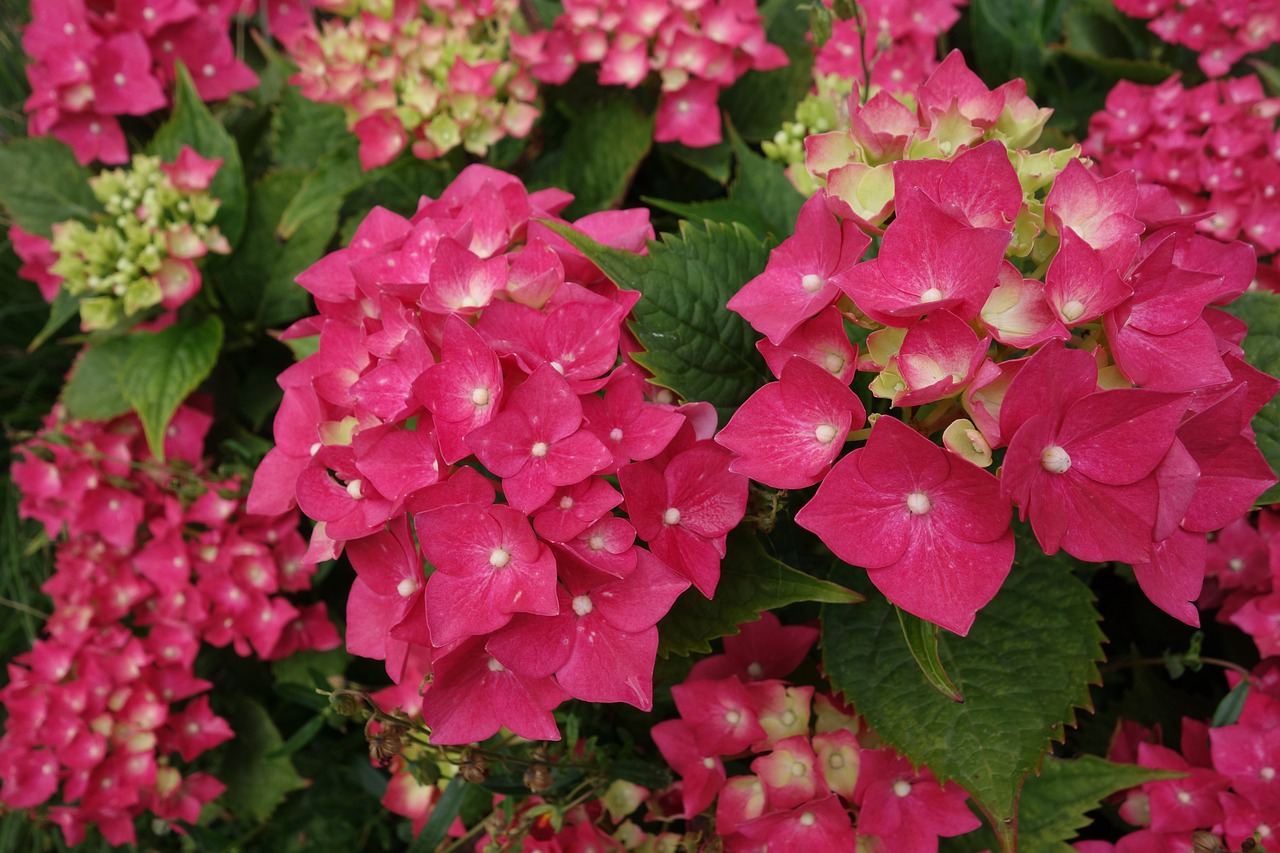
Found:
999,343 -> 1097,440
857,416 -> 950,494
555,614 -> 657,709
591,547 -> 691,632
1058,389 -> 1187,485
869,522 -> 1014,635
665,443 -> 749,539
1131,529 -> 1204,627
486,597 -> 576,678
1030,470 -> 1159,564
795,452 -> 910,570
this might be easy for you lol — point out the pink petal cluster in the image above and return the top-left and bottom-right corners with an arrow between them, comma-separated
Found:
21,0 -> 258,164
2,401 -> 338,845
815,0 -> 966,93
282,0 -> 542,168
1200,509 -> 1280,658
1085,74 -> 1280,291
722,49 -> 1278,634
1087,672 -> 1280,851
1113,0 -> 1280,77
254,164 -> 748,745
527,0 -> 787,147
649,615 -> 980,848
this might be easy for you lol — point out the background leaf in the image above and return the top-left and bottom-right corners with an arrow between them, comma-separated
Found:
149,64 -> 248,247
823,547 -> 1104,841
218,170 -> 339,329
218,697 -> 308,824
720,0 -> 816,142
546,219 -> 773,423
0,138 -> 100,236
659,529 -> 861,657
60,336 -> 134,421
1221,290 -> 1280,504
726,131 -> 804,240
122,316 -> 225,459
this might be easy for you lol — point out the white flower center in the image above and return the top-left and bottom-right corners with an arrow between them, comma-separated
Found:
893,779 -> 912,798
663,507 -> 681,525
815,423 -> 838,445
396,578 -> 418,597
725,710 -> 741,725
799,811 -> 816,827
906,492 -> 932,515
1041,445 -> 1071,474
921,287 -> 945,303
588,534 -> 606,551
609,427 -> 624,442
823,353 -> 845,374
471,386 -> 490,406
487,657 -> 505,672
531,441 -> 549,458
489,548 -> 511,568
1060,300 -> 1086,323
801,273 -> 824,293
346,479 -> 363,499
572,595 -> 593,616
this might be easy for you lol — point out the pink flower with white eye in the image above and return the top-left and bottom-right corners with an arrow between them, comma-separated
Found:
654,79 -> 723,148
796,415 -> 1014,636
716,356 -> 865,489
466,363 -> 613,513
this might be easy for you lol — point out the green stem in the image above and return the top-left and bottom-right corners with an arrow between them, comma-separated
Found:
0,596 -> 49,620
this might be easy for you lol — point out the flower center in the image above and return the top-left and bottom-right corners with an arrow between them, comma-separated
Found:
663,507 -> 681,525
815,423 -> 838,444
396,578 -> 418,597
921,287 -> 944,303
489,548 -> 511,569
799,811 -> 816,827
823,353 -> 845,374
572,594 -> 593,616
471,386 -> 490,406
893,779 -> 912,798
487,657 -> 505,672
801,273 -> 825,293
588,534 -> 606,551
531,441 -> 549,458
1060,300 -> 1086,323
906,492 -> 931,515
725,710 -> 741,725
1041,445 -> 1071,474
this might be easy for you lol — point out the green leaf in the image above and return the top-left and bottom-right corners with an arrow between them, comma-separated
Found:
27,289 -> 80,353
897,608 -> 965,702
217,170 -> 339,329
1212,679 -> 1250,728
1252,59 -> 1280,97
408,779 -> 468,853
268,714 -> 329,760
968,0 -> 1054,95
219,698 -> 308,823
0,137 -> 100,236
1220,290 -> 1280,504
642,196 -> 769,235
148,63 -> 248,246
544,219 -> 773,423
60,336 -> 134,420
720,0 -> 815,142
121,316 -> 224,460
659,529 -> 862,657
278,141 -> 366,240
658,140 -> 734,184
270,87 -> 352,171
1058,5 -> 1177,84
1017,756 -> 1182,850
525,94 -> 654,219
727,131 -> 804,240
823,548 -> 1104,842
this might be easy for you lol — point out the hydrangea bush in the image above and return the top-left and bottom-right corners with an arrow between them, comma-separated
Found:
1,0 -> 1280,851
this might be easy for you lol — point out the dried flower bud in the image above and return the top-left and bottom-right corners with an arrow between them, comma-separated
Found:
330,691 -> 362,717
1191,832 -> 1223,853
459,748 -> 488,783
368,722 -> 407,767
523,763 -> 553,792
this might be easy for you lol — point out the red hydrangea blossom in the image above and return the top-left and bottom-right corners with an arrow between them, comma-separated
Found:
528,0 -> 787,147
2,401 -> 338,845
21,0 -> 258,164
255,164 -> 748,744
1112,0 -> 1280,77
815,0 -> 966,94
724,49 -> 1277,634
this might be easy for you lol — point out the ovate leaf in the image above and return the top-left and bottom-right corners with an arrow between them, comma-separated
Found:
27,289 -> 80,353
60,335 -> 134,420
218,170 -> 339,329
277,141 -> 365,240
659,529 -> 861,657
898,608 -> 964,702
526,93 -> 654,219
727,131 -> 804,240
149,63 -> 248,246
545,219 -> 773,422
219,698 -> 308,823
408,778 -> 468,853
1221,290 -> 1280,504
122,316 -> 224,460
1017,756 -> 1181,850
823,548 -> 1104,845
720,0 -> 815,142
0,137 -> 100,236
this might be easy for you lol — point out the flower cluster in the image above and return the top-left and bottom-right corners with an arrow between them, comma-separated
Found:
282,0 -> 541,169
253,164 -> 748,744
1200,508 -> 1280,658
526,0 -> 787,147
816,0 -> 965,93
1077,670 -> 1280,852
12,147 -> 230,330
650,613 -> 981,847
1084,74 -> 1280,291
1112,0 -> 1280,77
721,50 -> 1278,635
21,0 -> 257,164
2,401 -> 338,845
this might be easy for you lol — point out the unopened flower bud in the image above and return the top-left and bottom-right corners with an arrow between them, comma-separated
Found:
523,763 -> 553,792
